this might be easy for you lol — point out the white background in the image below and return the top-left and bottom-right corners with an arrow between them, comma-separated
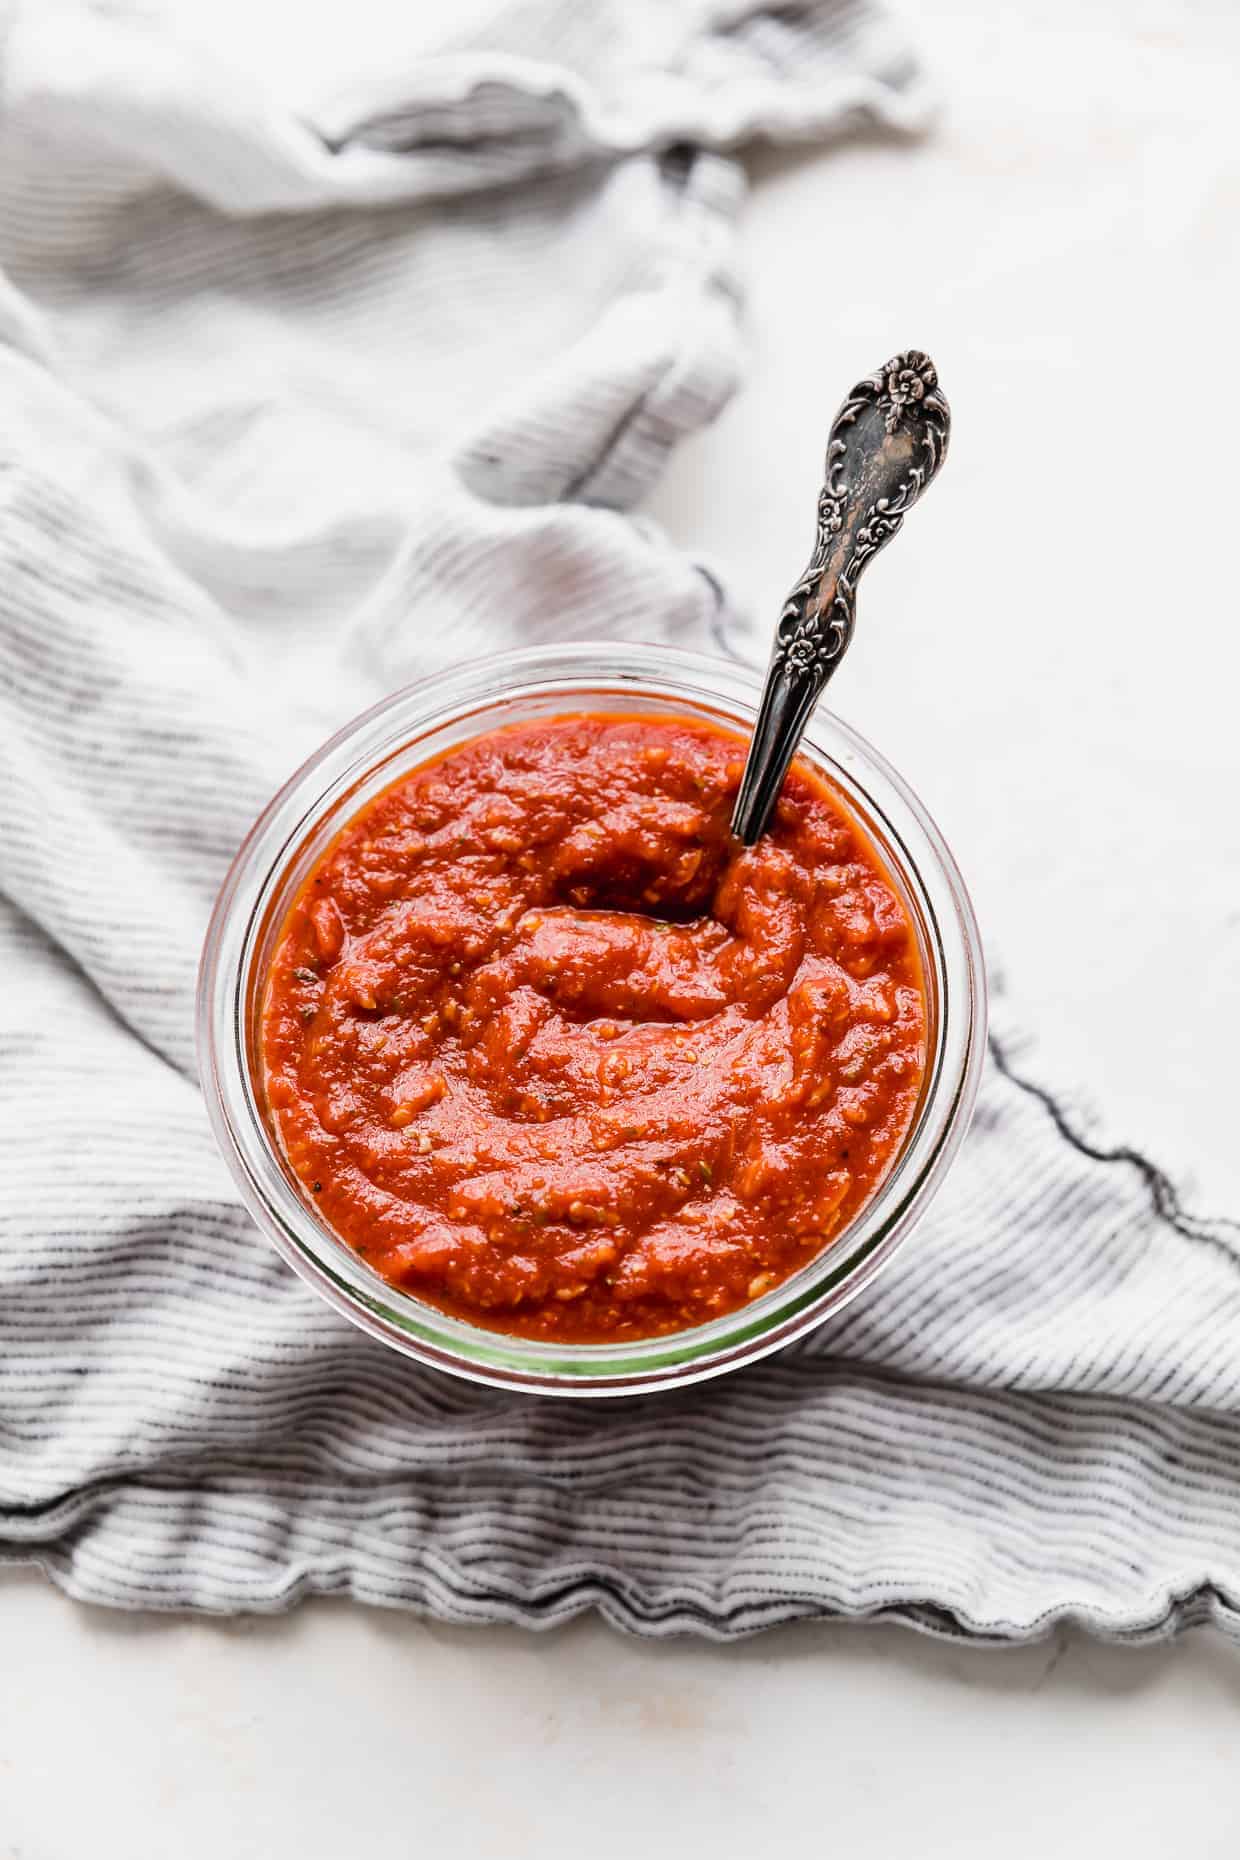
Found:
4,0 -> 1240,1850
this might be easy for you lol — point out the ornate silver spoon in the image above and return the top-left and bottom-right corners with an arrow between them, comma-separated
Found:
731,350 -> 951,844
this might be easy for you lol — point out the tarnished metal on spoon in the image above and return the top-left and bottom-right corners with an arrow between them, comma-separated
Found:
731,351 -> 951,845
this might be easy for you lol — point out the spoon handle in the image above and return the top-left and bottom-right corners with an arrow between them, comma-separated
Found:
730,350 -> 951,845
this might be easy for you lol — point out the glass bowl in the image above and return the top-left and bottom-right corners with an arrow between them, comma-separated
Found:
197,641 -> 985,1396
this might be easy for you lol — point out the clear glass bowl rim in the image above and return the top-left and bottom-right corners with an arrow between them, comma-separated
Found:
197,640 -> 987,1397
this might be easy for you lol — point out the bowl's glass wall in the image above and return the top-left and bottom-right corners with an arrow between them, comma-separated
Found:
198,643 -> 986,1395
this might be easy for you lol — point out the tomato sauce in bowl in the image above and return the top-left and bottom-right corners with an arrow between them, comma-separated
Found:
260,713 -> 926,1343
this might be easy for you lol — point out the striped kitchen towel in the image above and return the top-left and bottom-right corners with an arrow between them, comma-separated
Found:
2,0 -> 1238,1643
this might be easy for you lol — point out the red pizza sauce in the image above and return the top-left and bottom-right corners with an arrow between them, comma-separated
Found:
260,714 -> 926,1342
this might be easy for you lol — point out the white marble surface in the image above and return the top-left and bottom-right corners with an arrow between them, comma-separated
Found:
5,0 -> 1240,1848
2,1564 -> 1240,1857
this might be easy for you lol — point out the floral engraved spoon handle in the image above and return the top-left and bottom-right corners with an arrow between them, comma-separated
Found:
730,351 -> 951,845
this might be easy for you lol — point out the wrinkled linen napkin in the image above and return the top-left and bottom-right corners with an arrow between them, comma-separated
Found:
2,0 -> 1239,1644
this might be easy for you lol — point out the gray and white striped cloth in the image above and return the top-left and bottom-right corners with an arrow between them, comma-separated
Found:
2,0 -> 1238,1643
